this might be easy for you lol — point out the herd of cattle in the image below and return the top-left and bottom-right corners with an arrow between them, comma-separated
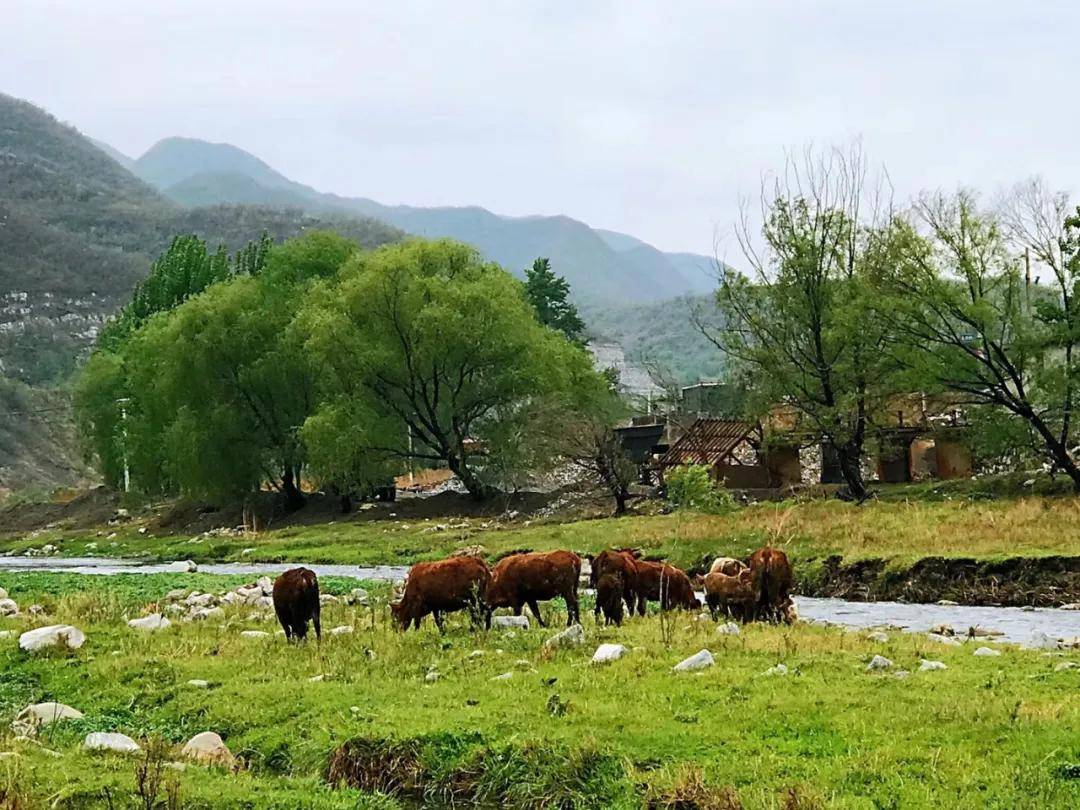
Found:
270,547 -> 795,641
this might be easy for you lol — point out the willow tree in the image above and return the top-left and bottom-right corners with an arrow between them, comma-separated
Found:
706,146 -> 904,500
298,239 -> 604,500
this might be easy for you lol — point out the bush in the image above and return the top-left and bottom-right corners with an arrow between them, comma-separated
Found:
665,465 -> 736,514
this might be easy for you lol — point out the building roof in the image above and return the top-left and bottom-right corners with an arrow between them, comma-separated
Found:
659,418 -> 758,467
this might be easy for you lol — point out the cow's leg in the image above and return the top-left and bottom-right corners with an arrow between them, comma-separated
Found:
275,604 -> 293,640
565,591 -> 580,626
637,594 -> 647,617
434,610 -> 446,633
294,619 -> 307,641
313,606 -> 322,641
526,599 -> 546,627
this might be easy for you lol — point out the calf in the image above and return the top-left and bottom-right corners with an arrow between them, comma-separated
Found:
272,567 -> 321,641
485,550 -> 581,627
595,570 -> 626,626
748,547 -> 794,622
708,556 -> 748,576
589,549 -> 639,617
391,556 -> 492,632
632,561 -> 700,614
703,568 -> 757,621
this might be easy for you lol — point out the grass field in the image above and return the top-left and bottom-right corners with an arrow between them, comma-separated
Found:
5,494 -> 1080,574
1,572 -> 1078,808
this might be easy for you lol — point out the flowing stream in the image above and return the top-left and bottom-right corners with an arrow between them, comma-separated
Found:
2,556 -> 1078,648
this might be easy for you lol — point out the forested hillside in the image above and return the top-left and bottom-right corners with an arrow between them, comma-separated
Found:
130,136 -> 716,304
583,294 -> 725,384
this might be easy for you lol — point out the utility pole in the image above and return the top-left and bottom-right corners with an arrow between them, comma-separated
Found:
117,397 -> 131,493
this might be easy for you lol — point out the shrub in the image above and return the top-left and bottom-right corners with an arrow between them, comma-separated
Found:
665,465 -> 736,514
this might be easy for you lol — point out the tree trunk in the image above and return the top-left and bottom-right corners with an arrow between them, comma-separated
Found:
281,468 -> 306,511
446,454 -> 491,501
835,442 -> 869,503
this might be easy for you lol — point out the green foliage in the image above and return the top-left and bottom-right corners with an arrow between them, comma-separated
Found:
712,148 -> 907,499
524,257 -> 586,343
77,236 -> 607,503
878,186 -> 1080,488
299,239 -> 608,499
664,464 -> 735,513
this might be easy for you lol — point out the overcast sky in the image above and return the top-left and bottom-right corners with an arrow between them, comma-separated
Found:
5,1 -> 1078,254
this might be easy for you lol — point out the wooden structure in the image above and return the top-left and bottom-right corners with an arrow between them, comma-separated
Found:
659,418 -> 773,488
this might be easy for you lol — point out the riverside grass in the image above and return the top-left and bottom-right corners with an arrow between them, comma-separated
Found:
1,573 -> 1078,808
4,493 -> 1080,572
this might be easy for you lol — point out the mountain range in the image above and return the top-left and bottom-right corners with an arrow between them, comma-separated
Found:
123,136 -> 717,304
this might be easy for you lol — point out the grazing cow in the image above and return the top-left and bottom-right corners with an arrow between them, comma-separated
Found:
272,567 -> 321,641
391,556 -> 492,632
632,561 -> 700,614
595,570 -> 626,626
703,568 -> 757,621
589,549 -> 640,617
485,550 -> 581,627
708,556 -> 748,576
748,547 -> 794,622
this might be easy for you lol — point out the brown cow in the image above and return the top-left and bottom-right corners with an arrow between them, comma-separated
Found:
748,547 -> 794,622
589,549 -> 639,617
391,556 -> 492,632
703,568 -> 757,621
485,550 -> 581,627
633,561 -> 700,614
272,567 -> 321,641
595,570 -> 625,626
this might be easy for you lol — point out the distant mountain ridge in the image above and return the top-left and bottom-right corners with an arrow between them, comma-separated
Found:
131,136 -> 717,303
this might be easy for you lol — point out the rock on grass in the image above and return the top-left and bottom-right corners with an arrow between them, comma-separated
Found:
84,732 -> 141,754
19,625 -> 85,652
673,650 -> 714,672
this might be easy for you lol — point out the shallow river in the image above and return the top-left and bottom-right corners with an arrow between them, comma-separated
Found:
2,556 -> 1078,648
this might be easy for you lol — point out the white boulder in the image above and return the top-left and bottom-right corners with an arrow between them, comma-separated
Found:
973,646 -> 1002,657
591,643 -> 628,664
490,672 -> 513,681
84,732 -> 141,754
186,679 -> 210,689
346,588 -> 369,605
329,625 -> 353,636
919,659 -> 947,671
19,624 -> 86,652
128,614 -> 171,632
764,663 -> 789,676
927,633 -> 962,646
187,607 -> 225,622
492,615 -> 530,630
0,598 -> 17,616
866,655 -> 893,671
13,702 -> 83,735
544,624 -> 585,649
716,622 -> 740,636
239,630 -> 271,639
673,649 -> 715,672
865,631 -> 889,643
181,731 -> 233,765
166,560 -> 199,573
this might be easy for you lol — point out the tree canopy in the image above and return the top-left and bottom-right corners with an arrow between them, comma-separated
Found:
77,235 -> 609,504
524,257 -> 587,343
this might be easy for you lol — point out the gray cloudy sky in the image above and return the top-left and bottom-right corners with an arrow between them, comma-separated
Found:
6,1 -> 1078,253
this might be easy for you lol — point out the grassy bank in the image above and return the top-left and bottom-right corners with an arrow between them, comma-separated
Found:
1,573 -> 1078,808
5,494 -> 1080,566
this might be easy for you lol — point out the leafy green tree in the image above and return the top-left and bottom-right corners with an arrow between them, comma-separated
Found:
707,147 -> 903,500
299,240 -> 605,500
524,257 -> 586,343
879,185 -> 1080,490
76,231 -> 359,506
